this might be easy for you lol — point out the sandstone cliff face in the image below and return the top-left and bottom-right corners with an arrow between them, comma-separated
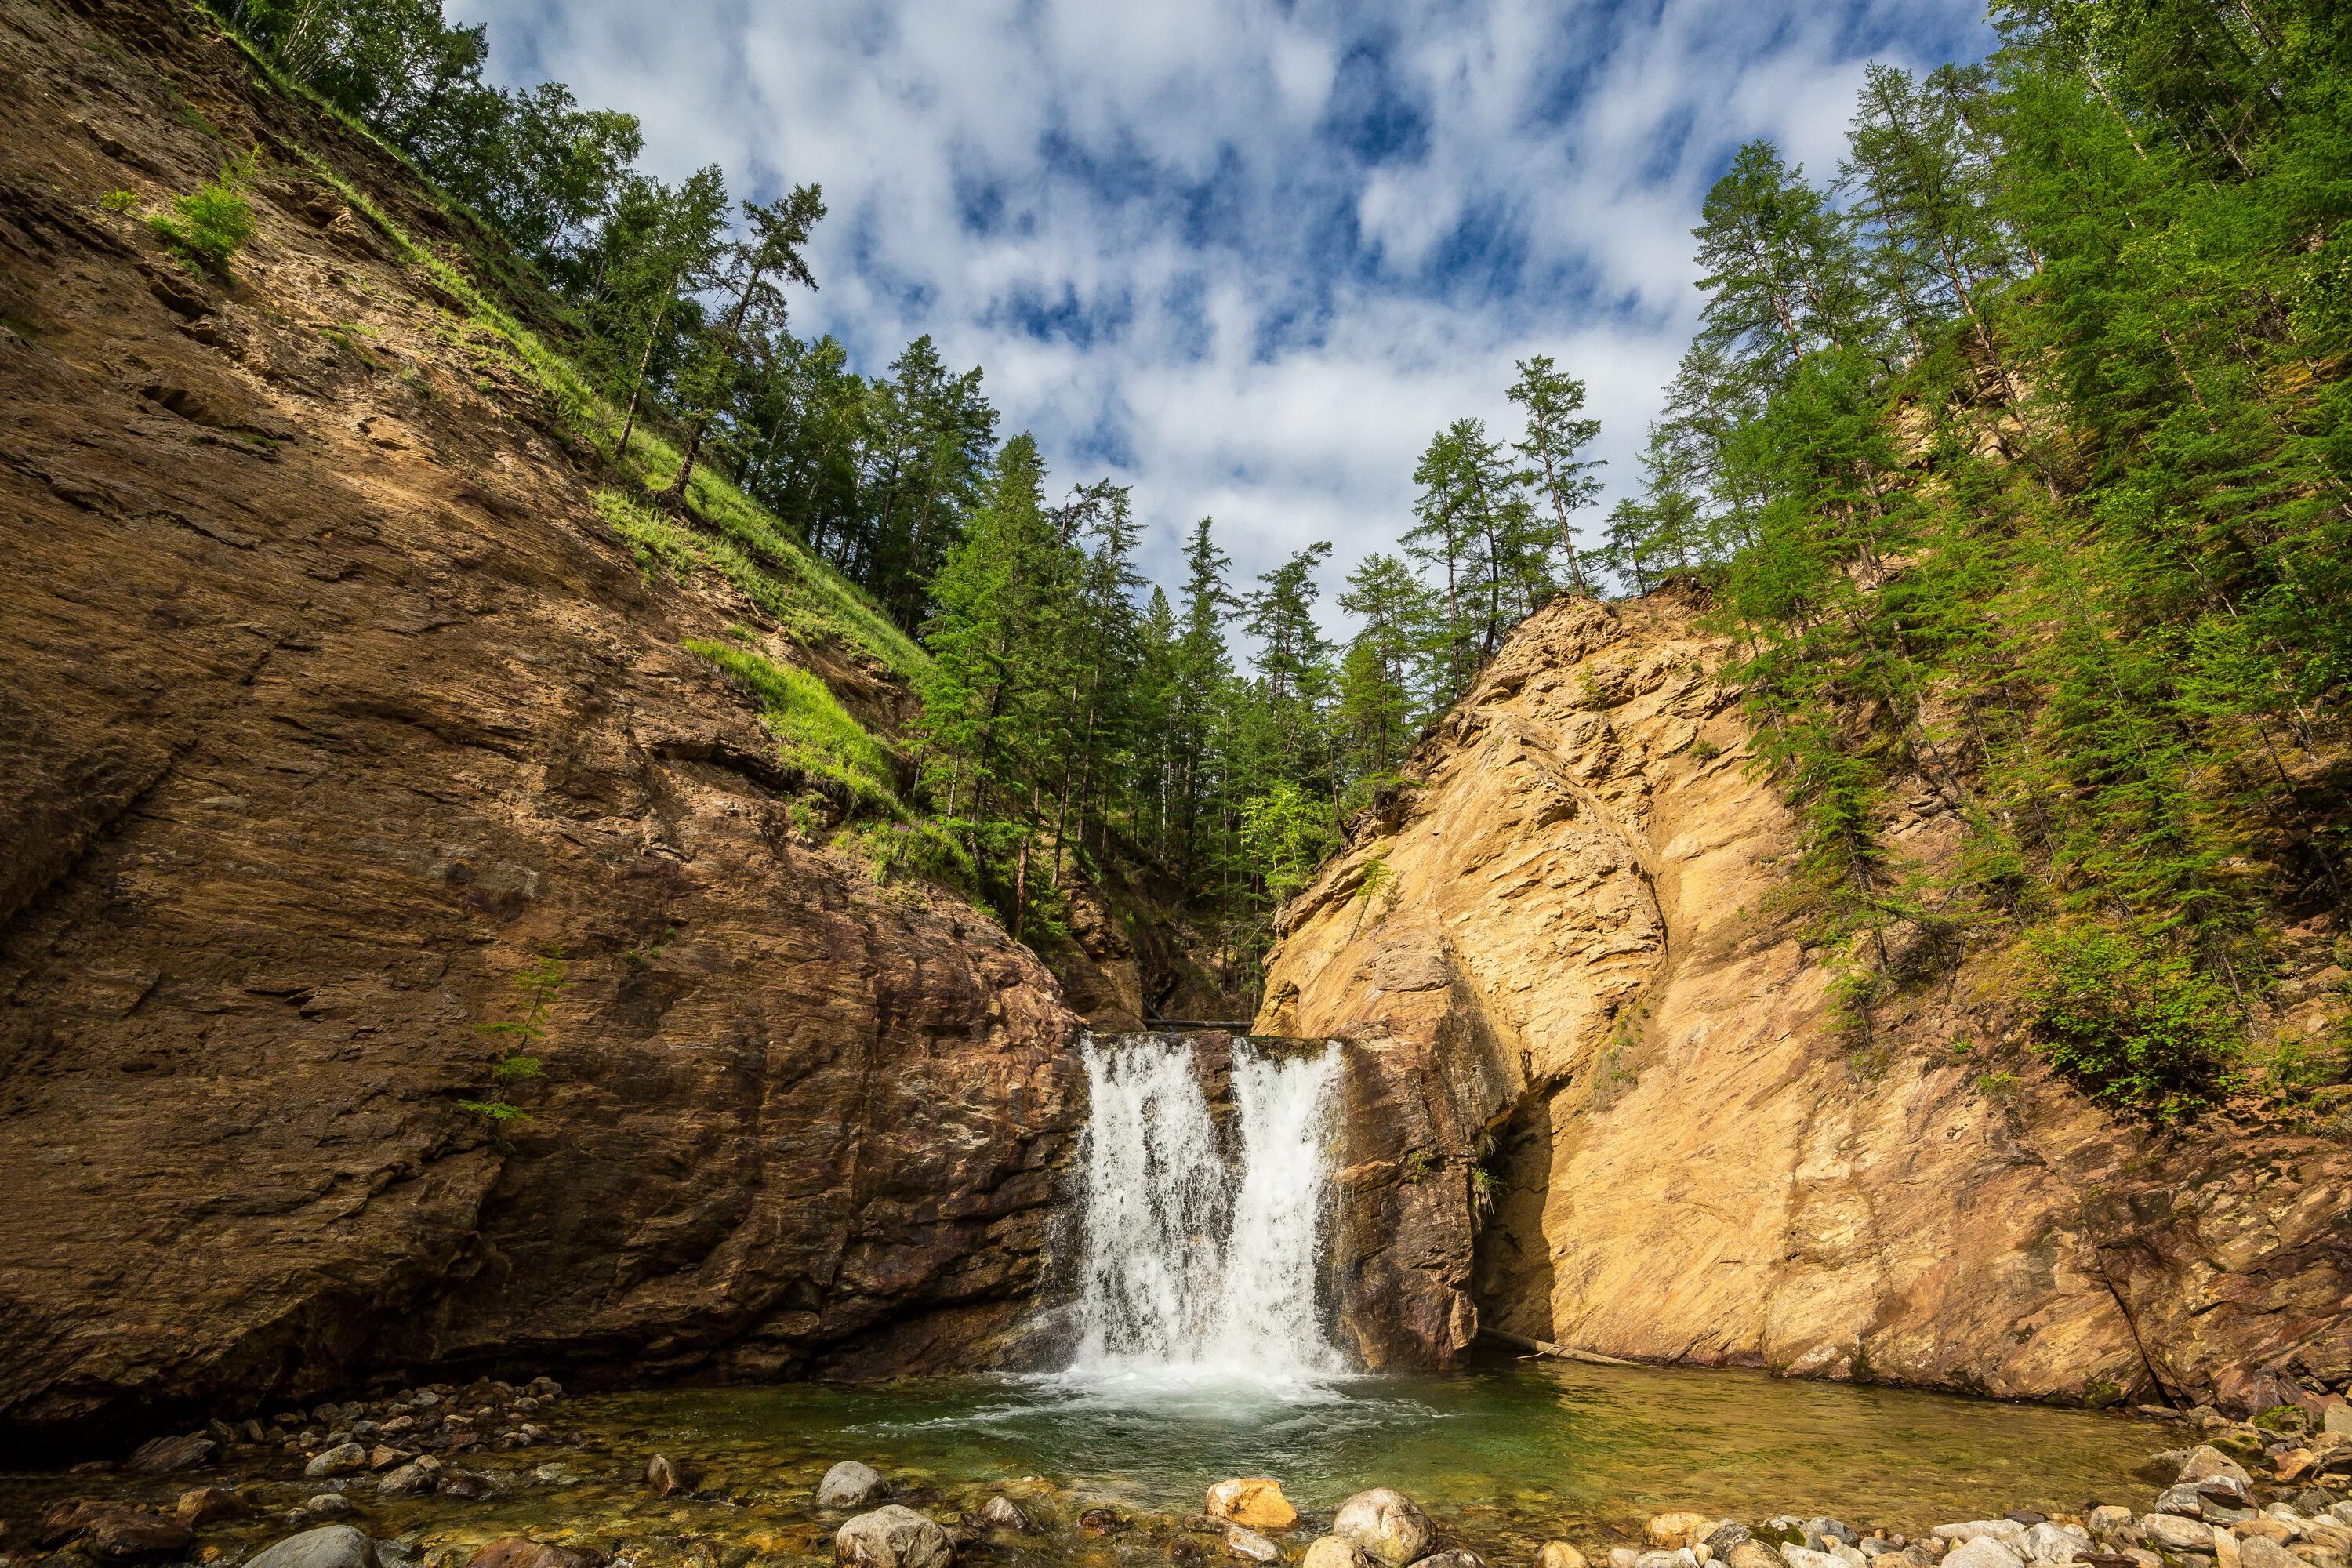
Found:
1259,590 -> 2351,1413
0,0 -> 1080,1451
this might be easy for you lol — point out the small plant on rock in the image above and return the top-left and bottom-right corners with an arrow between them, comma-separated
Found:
2024,920 -> 2241,1123
459,952 -> 565,1142
150,150 -> 258,275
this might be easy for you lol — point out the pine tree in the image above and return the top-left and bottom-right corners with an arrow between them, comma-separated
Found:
1508,354 -> 1605,595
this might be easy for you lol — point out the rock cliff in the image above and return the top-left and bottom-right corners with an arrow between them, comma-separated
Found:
1259,589 -> 2351,1414
0,0 -> 1082,1453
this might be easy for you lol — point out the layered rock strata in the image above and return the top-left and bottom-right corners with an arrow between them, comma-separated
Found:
1260,590 -> 2350,1410
0,0 -> 1078,1451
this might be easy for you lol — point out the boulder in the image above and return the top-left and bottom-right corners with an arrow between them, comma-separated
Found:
176,1487 -> 249,1526
2183,1450 -> 2257,1490
836,1506 -> 953,1568
1334,1490 -> 1437,1568
129,1435 -> 219,1475
1227,1527 -> 1284,1563
1812,1525 -> 1862,1550
307,1443 -> 368,1478
464,1537 -> 608,1568
1653,1519 -> 1716,1551
1306,1539 -> 1373,1568
1538,1544 -> 1591,1568
1728,1546 -> 1783,1568
979,1497 -> 1035,1534
2139,1516 -> 2214,1553
646,1454 -> 695,1500
301,1496 -> 354,1519
1940,1540 -> 2025,1568
248,1526 -> 382,1568
2089,1510 -> 2135,1537
1210,1480 -> 1301,1531
821,1461 -> 891,1509
2328,1409 -> 2352,1439
1708,1530 -> 1753,1559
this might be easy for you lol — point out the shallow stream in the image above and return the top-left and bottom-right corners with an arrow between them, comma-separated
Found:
2,1359 -> 2172,1567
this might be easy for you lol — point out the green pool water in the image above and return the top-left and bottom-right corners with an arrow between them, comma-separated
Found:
570,1358 -> 2164,1538
1,1359 -> 2173,1566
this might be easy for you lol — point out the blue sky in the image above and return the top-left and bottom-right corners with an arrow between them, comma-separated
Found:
455,0 -> 1990,613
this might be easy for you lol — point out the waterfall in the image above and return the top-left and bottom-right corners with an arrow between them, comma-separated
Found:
1064,1033 -> 1345,1386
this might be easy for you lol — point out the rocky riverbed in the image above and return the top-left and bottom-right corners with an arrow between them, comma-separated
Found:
6,1378 -> 2351,1568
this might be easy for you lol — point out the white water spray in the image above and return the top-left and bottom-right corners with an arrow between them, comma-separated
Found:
1065,1033 -> 1345,1386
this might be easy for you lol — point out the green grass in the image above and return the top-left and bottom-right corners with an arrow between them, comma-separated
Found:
684,637 -> 900,811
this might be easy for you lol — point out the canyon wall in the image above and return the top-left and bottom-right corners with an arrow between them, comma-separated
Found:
0,0 -> 1083,1452
1261,590 -> 2352,1414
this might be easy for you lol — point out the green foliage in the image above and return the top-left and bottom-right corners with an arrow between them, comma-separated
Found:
2025,923 -> 2241,1122
149,151 -> 257,273
1239,781 -> 1338,903
100,189 -> 140,213
463,952 -> 564,1136
684,637 -> 898,811
844,818 -> 976,891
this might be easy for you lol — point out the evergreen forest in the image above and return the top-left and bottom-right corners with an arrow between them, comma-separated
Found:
209,0 -> 2351,1102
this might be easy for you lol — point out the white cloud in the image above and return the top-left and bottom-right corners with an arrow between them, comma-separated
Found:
454,0 -> 1987,622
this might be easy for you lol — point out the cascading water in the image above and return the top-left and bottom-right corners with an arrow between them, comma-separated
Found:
1064,1033 -> 1345,1388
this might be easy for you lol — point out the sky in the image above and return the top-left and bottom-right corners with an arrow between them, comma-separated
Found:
455,0 -> 1991,618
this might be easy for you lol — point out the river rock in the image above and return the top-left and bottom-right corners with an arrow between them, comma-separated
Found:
2020,1524 -> 2089,1564
1227,1527 -> 1285,1563
1811,1524 -> 1861,1550
307,1443 -> 368,1478
1728,1544 -> 1783,1568
1785,1548 -> 1850,1568
1334,1490 -> 1436,1568
646,1454 -> 695,1499
2241,1539 -> 2301,1568
128,1435 -> 218,1475
466,1537 -> 608,1568
249,1525 -> 381,1568
1307,1538 -> 1374,1568
1211,1479 -> 1301,1531
836,1506 -> 953,1568
821,1461 -> 891,1509
176,1486 -> 248,1526
980,1496 -> 1035,1533
2141,1516 -> 2215,1552
2184,1450 -> 2258,1490
1421,1554 -> 1487,1568
1936,1526 -> 2027,1550
301,1495 -> 354,1519
2089,1509 -> 2134,1536
1708,1528 -> 1754,1558
74,1508 -> 194,1562
1940,1539 -> 2024,1568
1652,1518 -> 1715,1550
1537,1543 -> 1591,1568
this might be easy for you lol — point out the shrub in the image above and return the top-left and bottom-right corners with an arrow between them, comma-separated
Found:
2024,921 -> 2241,1123
150,151 -> 257,274
845,818 -> 976,891
101,188 -> 140,213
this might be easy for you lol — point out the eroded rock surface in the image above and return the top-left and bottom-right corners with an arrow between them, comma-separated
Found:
0,0 -> 1077,1451
1258,590 -> 2350,1406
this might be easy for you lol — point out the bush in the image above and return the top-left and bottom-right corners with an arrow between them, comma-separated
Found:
150,151 -> 257,274
2024,921 -> 2242,1123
